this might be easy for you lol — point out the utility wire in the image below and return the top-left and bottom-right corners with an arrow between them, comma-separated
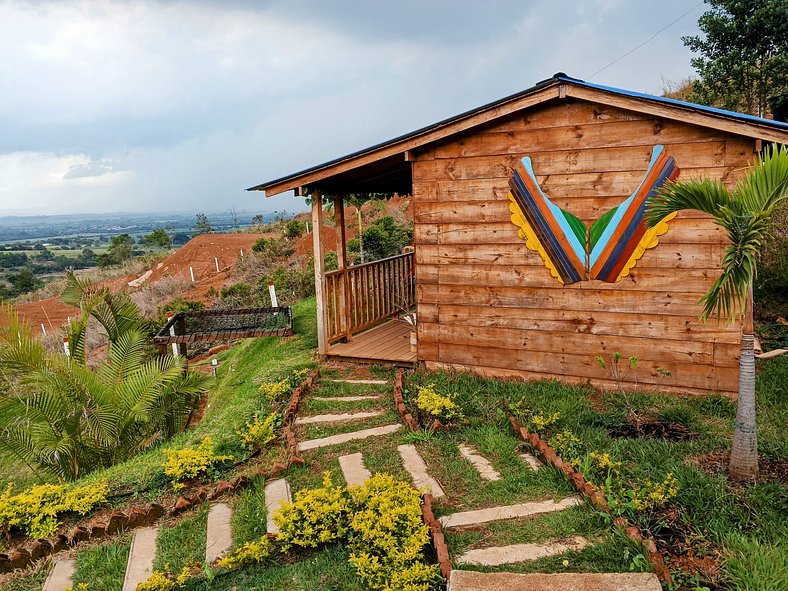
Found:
586,1 -> 705,80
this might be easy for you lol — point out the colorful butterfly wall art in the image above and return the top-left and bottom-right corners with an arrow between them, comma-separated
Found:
508,144 -> 679,284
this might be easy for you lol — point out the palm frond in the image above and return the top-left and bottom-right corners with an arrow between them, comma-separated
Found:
733,144 -> 788,213
644,177 -> 730,228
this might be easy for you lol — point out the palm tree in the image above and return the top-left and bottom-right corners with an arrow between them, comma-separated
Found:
0,274 -> 206,481
645,144 -> 788,481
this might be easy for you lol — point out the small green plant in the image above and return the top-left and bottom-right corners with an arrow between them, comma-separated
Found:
0,481 -> 109,539
596,352 -> 638,391
162,437 -> 233,491
236,412 -> 279,449
415,384 -> 464,423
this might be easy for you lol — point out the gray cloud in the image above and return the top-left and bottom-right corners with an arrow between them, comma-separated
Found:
0,0 -> 704,215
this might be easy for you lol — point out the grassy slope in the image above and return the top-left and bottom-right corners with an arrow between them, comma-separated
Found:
0,297 -> 317,493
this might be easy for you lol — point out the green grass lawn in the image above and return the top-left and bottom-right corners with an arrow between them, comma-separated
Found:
403,355 -> 788,590
3,294 -> 785,591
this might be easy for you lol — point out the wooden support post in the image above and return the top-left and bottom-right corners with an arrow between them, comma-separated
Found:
334,195 -> 352,341
312,191 -> 327,355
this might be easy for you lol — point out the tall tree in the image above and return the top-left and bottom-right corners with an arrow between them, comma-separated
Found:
645,145 -> 788,481
144,227 -> 172,249
193,213 -> 213,235
683,0 -> 788,117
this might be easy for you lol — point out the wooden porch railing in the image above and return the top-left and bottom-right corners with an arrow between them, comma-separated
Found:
324,251 -> 415,344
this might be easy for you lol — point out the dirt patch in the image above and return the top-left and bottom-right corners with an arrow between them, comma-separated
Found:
688,451 -> 788,486
14,297 -> 80,332
607,413 -> 696,442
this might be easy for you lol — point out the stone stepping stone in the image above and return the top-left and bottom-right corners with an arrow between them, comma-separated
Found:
338,452 -> 371,486
397,444 -> 445,498
519,452 -> 543,471
311,395 -> 383,402
298,423 -> 402,451
458,444 -> 501,481
326,379 -> 388,385
293,410 -> 383,425
455,536 -> 589,566
42,558 -> 75,591
439,496 -> 582,529
264,478 -> 292,534
448,570 -> 663,591
122,526 -> 158,591
205,503 -> 233,563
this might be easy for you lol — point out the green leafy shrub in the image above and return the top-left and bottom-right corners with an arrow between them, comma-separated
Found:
162,437 -> 233,490
415,384 -> 464,423
283,218 -> 305,239
0,481 -> 109,539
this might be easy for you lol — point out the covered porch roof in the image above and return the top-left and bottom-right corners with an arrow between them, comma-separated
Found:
247,72 -> 788,198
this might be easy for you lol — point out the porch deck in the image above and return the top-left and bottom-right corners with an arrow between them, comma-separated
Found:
326,319 -> 416,365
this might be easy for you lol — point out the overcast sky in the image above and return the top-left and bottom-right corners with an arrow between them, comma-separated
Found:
0,0 -> 705,216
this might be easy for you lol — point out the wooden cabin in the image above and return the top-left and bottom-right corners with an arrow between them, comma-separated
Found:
249,74 -> 788,397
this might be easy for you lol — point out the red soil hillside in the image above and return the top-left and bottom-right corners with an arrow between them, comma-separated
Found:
144,233 -> 266,284
14,233 -> 265,331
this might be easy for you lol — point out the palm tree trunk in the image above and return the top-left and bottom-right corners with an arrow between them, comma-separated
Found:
729,283 -> 759,481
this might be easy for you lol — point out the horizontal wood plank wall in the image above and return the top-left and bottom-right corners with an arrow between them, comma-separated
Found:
412,99 -> 751,397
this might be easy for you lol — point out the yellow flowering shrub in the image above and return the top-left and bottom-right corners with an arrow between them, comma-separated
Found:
528,411 -> 562,432
259,378 -> 290,403
136,571 -> 176,591
215,536 -> 272,570
549,430 -> 584,468
415,385 -> 464,423
273,473 -> 438,591
0,481 -> 108,539
162,437 -> 232,490
273,472 -> 350,551
236,412 -> 279,449
630,473 -> 679,512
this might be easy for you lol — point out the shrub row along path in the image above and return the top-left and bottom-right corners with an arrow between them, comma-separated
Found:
41,366 -> 663,590
289,367 -> 663,591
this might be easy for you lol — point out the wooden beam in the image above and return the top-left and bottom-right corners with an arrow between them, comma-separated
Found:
312,192 -> 327,355
566,86 -> 788,144
334,195 -> 352,341
404,150 -> 416,162
261,86 -> 562,195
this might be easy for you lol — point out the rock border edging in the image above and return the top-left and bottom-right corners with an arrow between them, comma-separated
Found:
507,414 -> 672,584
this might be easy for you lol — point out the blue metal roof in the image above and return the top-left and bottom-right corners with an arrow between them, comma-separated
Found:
562,74 -> 788,130
249,73 -> 788,193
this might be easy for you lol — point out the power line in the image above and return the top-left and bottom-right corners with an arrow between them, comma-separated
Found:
586,1 -> 705,80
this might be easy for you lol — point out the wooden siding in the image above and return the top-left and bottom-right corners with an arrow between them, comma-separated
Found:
412,99 -> 752,396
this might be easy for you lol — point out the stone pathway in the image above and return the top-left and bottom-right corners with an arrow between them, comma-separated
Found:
338,453 -> 371,486
448,570 -> 663,591
297,423 -> 402,451
264,478 -> 292,534
458,444 -> 501,481
519,452 -> 543,471
42,558 -> 75,591
310,395 -> 382,402
122,526 -> 158,591
325,378 -> 388,385
455,536 -> 589,566
397,444 -> 446,498
439,497 -> 582,529
205,503 -> 233,563
293,410 -> 383,425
